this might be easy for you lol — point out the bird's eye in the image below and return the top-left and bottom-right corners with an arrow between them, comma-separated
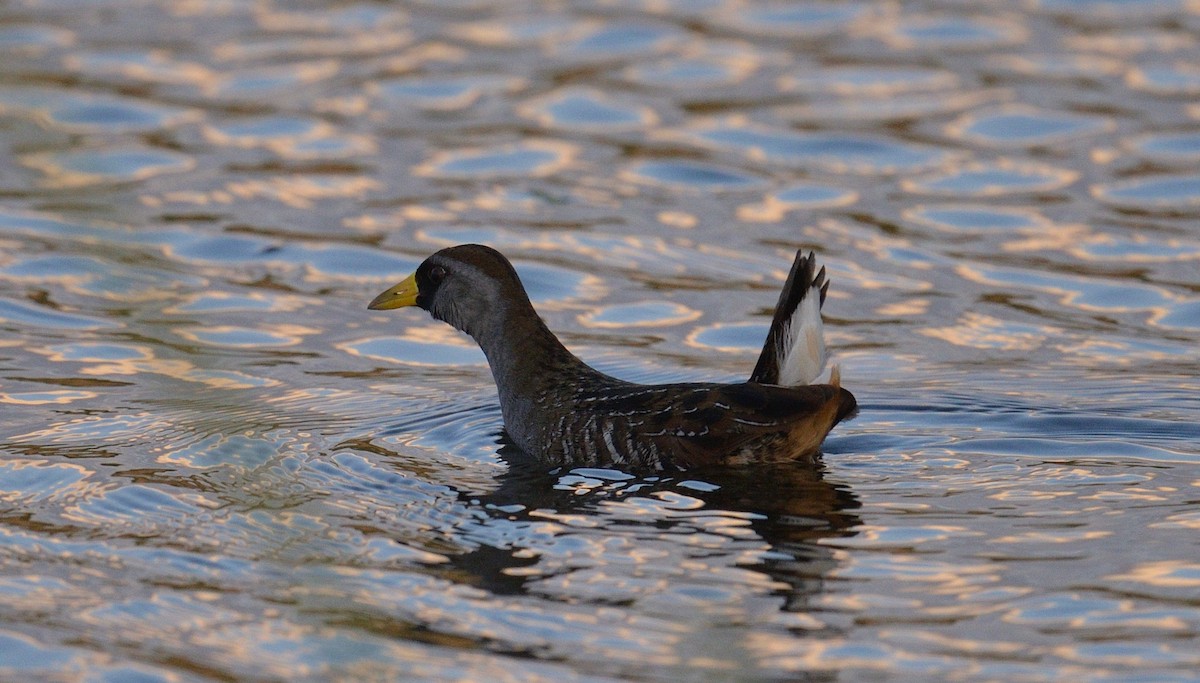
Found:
428,265 -> 447,283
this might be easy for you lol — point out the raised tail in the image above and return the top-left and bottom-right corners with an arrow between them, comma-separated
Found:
750,250 -> 830,387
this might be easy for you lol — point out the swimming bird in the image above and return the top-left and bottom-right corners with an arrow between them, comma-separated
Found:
368,244 -> 856,470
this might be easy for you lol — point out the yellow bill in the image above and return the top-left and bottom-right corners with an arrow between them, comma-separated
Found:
367,272 -> 419,310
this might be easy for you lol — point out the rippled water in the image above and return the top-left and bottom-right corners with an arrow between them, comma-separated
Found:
2,1 -> 1199,681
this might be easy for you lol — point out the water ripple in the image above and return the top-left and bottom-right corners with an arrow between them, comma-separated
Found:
0,297 -> 116,330
717,3 -> 873,38
947,105 -> 1113,147
372,74 -> 523,112
1127,62 -> 1200,95
781,66 -> 958,95
905,160 -> 1078,196
522,88 -> 658,132
0,24 -> 73,54
1127,132 -> 1200,164
624,160 -> 767,191
23,147 -> 194,188
340,333 -> 487,367
0,87 -> 198,133
879,15 -> 1028,51
415,141 -> 578,179
678,119 -> 952,174
621,45 -> 767,89
1092,173 -> 1200,211
554,22 -> 685,61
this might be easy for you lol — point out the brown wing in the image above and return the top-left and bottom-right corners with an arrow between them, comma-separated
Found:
576,382 -> 852,468
654,383 -> 849,466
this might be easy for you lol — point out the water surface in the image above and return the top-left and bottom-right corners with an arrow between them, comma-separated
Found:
1,1 -> 1199,681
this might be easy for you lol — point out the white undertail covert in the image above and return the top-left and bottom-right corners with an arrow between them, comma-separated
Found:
775,280 -> 828,387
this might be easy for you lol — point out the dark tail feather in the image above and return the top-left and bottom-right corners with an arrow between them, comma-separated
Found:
833,386 -> 858,425
749,250 -> 827,385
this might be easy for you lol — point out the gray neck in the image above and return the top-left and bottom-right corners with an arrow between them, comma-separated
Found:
469,298 -> 596,451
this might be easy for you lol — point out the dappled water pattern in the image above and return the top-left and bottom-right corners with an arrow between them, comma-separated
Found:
2,1 -> 1199,681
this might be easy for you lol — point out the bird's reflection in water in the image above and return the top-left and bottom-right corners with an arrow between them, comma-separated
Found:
702,460 -> 861,614
448,435 -> 861,612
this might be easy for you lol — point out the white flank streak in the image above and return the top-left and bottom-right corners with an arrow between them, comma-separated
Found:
776,283 -> 827,386
603,428 -> 623,464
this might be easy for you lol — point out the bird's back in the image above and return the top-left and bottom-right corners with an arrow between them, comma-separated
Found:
526,376 -> 856,470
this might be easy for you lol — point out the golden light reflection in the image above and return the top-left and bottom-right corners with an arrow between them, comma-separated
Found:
403,324 -> 480,348
780,66 -> 959,96
378,43 -> 469,73
448,17 -> 594,48
747,635 -> 895,672
1149,512 -> 1200,530
201,120 -> 377,159
577,302 -> 701,329
957,262 -> 1181,324
253,6 -> 408,32
62,49 -> 214,86
518,87 -> 659,132
902,159 -> 1079,196
1108,561 -> 1200,588
816,590 -> 916,612
1082,489 -> 1168,503
876,299 -> 929,316
991,53 -> 1124,78
203,58 -> 339,89
413,140 -> 578,179
989,489 -> 1075,502
920,312 -> 1060,351
403,205 -> 457,221
1060,338 -> 1171,364
0,459 -> 89,502
313,94 -> 370,117
1126,62 -> 1200,95
683,322 -> 760,354
163,291 -> 320,315
12,410 -> 159,445
414,225 -> 768,283
1001,222 -> 1090,252
991,530 -> 1112,544
827,524 -> 974,549
657,211 -> 696,229
769,611 -> 826,631
737,190 -> 857,223
0,389 -> 97,405
32,342 -> 277,389
1051,642 -> 1178,667
337,325 -> 488,367
0,575 -> 89,614
1064,30 -> 1193,55
142,176 -> 381,210
780,88 -> 1010,124
341,212 -> 404,231
947,105 -> 1115,147
225,176 -> 380,209
175,323 -> 317,348
361,537 -> 450,566
623,43 -> 767,88
1068,233 -> 1200,264
22,148 -> 195,188
875,16 -> 1028,51
880,628 -> 1028,657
